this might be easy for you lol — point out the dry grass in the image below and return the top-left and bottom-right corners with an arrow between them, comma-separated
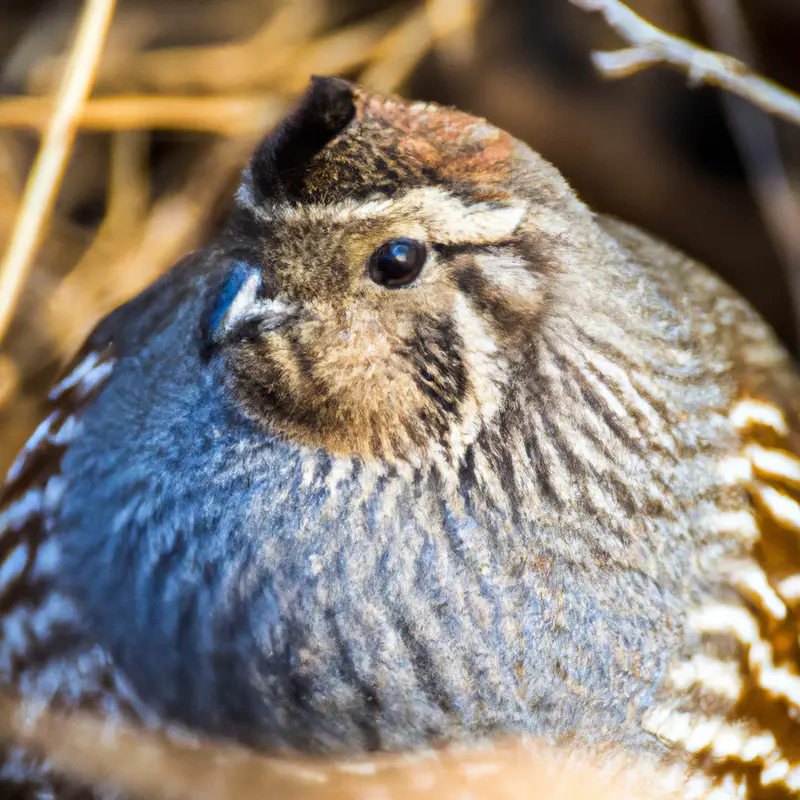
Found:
0,0 -> 478,471
3,4 -> 800,797
0,690 -> 683,800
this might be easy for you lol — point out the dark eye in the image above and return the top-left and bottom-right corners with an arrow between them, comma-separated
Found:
368,238 -> 427,288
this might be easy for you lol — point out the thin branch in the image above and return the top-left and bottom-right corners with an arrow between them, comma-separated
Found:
278,13 -> 400,93
75,0 -> 328,94
361,0 -> 477,94
0,0 -> 116,345
42,131 -> 150,348
360,7 -> 434,93
0,355 -> 18,410
0,94 -> 285,136
47,134 -> 265,359
567,0 -> 800,128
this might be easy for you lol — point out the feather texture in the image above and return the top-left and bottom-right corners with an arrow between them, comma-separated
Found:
2,78 -> 800,799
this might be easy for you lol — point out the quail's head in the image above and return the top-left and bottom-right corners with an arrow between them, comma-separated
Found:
4,76 -> 799,799
215,76 -> 561,463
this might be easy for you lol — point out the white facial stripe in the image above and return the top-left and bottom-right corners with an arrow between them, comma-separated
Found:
224,272 -> 262,334
215,271 -> 298,341
353,187 -> 527,245
474,253 -> 540,297
239,185 -> 527,246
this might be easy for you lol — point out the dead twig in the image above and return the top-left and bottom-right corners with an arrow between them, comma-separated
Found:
424,0 -> 478,65
0,94 -> 285,136
55,0 -> 327,95
566,0 -> 800,129
47,133 -> 269,359
43,131 -> 150,348
360,6 -> 433,93
361,0 -> 477,94
0,0 -> 116,345
0,355 -> 18,409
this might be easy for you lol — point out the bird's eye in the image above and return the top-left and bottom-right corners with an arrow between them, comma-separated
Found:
368,238 -> 427,288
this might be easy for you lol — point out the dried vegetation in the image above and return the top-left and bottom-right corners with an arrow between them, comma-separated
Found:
0,0 -> 477,471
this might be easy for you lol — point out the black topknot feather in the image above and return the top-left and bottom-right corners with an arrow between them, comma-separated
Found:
249,76 -> 356,203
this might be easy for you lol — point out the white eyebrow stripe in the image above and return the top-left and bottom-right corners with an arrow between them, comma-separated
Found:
429,197 -> 526,244
474,253 -> 540,296
239,186 -> 528,245
348,187 -> 528,245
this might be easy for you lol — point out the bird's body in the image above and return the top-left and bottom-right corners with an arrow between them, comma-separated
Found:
2,78 -> 800,799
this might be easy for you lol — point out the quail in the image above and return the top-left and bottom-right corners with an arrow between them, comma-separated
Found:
2,75 -> 800,799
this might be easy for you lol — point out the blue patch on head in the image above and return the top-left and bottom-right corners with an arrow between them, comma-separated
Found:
204,261 -> 261,351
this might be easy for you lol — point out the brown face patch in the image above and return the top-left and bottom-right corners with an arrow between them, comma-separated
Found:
228,303 -> 472,461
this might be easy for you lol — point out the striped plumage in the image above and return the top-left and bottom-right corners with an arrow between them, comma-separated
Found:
2,76 -> 800,799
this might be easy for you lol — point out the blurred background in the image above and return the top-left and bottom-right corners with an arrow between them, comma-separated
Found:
0,0 -> 799,472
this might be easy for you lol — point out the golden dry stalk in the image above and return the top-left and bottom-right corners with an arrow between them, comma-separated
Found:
0,0 -> 478,472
